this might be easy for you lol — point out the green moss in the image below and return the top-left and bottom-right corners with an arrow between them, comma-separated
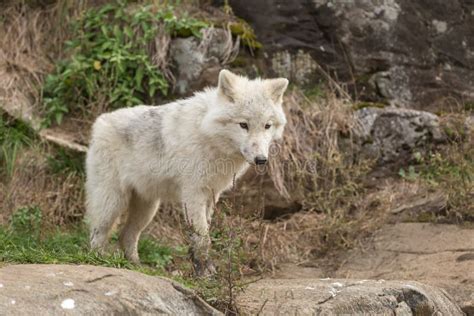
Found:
353,101 -> 387,111
415,212 -> 437,223
303,85 -> 326,101
356,74 -> 373,84
229,56 -> 248,67
229,20 -> 262,49
464,102 -> 474,112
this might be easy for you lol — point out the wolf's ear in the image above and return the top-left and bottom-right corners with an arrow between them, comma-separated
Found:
218,69 -> 238,102
266,78 -> 289,104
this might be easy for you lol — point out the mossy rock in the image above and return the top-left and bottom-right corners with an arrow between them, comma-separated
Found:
464,102 -> 474,112
229,20 -> 263,49
353,101 -> 387,111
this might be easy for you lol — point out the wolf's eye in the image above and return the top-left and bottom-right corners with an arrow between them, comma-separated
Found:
265,124 -> 272,129
239,122 -> 248,130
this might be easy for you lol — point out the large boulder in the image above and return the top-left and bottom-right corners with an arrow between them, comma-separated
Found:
236,278 -> 464,315
335,223 -> 474,314
226,0 -> 474,111
273,223 -> 474,314
354,107 -> 444,162
0,264 -> 221,315
170,27 -> 238,95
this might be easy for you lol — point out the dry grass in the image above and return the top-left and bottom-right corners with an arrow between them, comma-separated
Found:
0,147 -> 84,226
269,88 -> 370,206
0,2 -> 86,123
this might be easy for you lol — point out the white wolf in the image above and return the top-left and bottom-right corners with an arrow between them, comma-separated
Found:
85,69 -> 288,275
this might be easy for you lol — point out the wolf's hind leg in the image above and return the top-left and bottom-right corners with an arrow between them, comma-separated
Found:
86,184 -> 130,253
119,193 -> 160,263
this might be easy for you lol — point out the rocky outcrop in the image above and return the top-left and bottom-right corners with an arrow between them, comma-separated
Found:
335,223 -> 474,314
273,223 -> 474,314
170,27 -> 239,95
354,107 -> 444,162
236,278 -> 464,315
227,0 -> 474,111
0,264 -> 221,315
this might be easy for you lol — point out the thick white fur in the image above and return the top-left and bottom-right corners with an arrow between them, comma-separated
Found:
85,70 -> 288,267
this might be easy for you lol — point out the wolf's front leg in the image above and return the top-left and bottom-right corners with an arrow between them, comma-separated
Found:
182,190 -> 216,277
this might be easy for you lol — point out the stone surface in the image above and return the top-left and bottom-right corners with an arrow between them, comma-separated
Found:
274,223 -> 474,314
354,107 -> 444,162
0,264 -> 221,315
227,0 -> 474,110
336,223 -> 474,314
236,278 -> 464,315
170,27 -> 238,95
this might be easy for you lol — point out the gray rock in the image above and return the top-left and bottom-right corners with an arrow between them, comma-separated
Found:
227,0 -> 474,111
0,264 -> 221,315
335,223 -> 474,314
354,107 -> 444,162
236,278 -> 464,315
170,28 -> 238,95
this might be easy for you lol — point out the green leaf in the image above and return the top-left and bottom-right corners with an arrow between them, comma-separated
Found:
135,66 -> 144,87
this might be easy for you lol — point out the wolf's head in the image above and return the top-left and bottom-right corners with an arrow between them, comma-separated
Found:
202,69 -> 288,165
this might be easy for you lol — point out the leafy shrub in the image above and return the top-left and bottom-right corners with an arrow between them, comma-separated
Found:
43,1 -> 208,126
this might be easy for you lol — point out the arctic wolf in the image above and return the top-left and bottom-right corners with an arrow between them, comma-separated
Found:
85,69 -> 288,275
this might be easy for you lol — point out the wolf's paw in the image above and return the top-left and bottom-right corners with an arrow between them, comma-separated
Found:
194,259 -> 217,277
125,252 -> 140,264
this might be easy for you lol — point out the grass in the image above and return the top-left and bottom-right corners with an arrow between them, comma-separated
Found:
47,148 -> 85,175
0,116 -> 34,180
0,206 -> 176,275
0,204 -> 254,312
398,141 -> 474,222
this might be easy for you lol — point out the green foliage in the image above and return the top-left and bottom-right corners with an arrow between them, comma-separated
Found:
399,150 -> 473,186
229,19 -> 262,49
398,165 -> 419,181
1,206 -> 174,273
138,238 -> 174,268
418,151 -> 473,186
464,102 -> 474,112
0,117 -> 33,179
10,206 -> 42,234
303,84 -> 327,101
47,148 -> 85,175
42,1 -> 208,126
353,101 -> 387,111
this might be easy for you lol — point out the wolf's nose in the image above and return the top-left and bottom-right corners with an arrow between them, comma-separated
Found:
254,156 -> 268,165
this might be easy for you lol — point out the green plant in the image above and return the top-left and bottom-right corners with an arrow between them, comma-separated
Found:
400,144 -> 473,221
1,207 -> 175,273
398,165 -> 419,181
42,1 -> 208,126
10,206 -> 42,234
229,19 -> 262,50
138,238 -> 174,268
0,117 -> 33,179
47,148 -> 85,175
189,204 -> 250,313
